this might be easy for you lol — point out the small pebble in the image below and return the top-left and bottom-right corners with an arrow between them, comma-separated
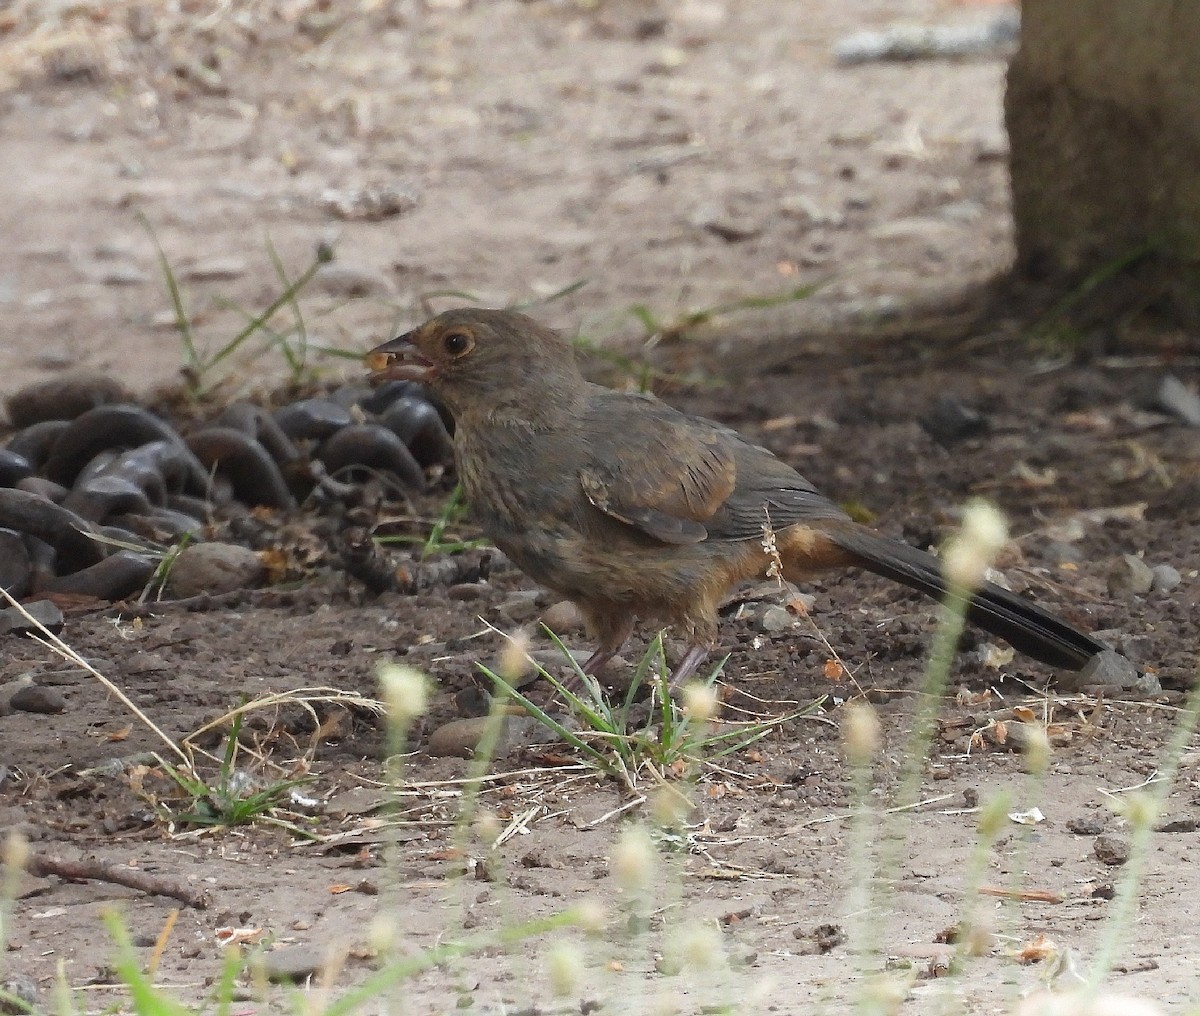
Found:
0,600 -> 65,637
428,717 -> 491,757
918,396 -> 988,446
0,974 -> 40,1015
454,686 -> 492,717
1155,817 -> 1200,833
757,605 -> 796,633
1093,834 -> 1131,866
257,944 -> 330,984
1106,554 -> 1154,597
539,600 -> 585,634
1154,373 -> 1200,427
319,185 -> 417,221
1066,815 -> 1106,836
494,589 -> 542,624
9,685 -> 67,714
167,543 -> 265,598
1149,563 -> 1181,594
446,582 -> 487,602
1069,649 -> 1142,692
426,715 -> 555,758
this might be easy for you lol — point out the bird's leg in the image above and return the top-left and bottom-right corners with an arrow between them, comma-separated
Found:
667,644 -> 711,691
581,644 -> 624,675
557,643 -> 624,695
557,611 -> 634,694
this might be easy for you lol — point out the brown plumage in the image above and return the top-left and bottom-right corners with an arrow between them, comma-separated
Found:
367,308 -> 1108,686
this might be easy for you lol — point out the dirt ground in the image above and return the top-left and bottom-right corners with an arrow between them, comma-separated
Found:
2,1 -> 1200,1013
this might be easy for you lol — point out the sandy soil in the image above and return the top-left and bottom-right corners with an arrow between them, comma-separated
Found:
2,2 -> 1199,1013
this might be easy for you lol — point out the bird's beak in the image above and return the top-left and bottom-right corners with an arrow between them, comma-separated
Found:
366,332 -> 436,383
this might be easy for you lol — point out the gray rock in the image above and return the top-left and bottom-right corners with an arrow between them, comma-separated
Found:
1066,815 -> 1106,836
1099,632 -> 1153,665
1154,373 -> 1200,427
0,600 -> 65,637
1132,670 -> 1163,697
1150,564 -> 1182,593
1093,834 -> 1130,866
10,685 -> 66,714
0,973 -> 40,1014
919,396 -> 988,446
257,944 -> 331,984
1070,650 -> 1141,690
166,543 -> 265,598
1106,554 -> 1154,597
494,589 -> 542,624
757,605 -> 796,633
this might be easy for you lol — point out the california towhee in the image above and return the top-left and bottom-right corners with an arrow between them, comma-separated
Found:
368,308 -> 1107,686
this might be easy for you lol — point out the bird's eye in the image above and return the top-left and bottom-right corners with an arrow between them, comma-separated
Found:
442,331 -> 473,357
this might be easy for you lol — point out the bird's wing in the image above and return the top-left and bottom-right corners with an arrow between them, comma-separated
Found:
577,391 -> 737,545
578,389 -> 851,546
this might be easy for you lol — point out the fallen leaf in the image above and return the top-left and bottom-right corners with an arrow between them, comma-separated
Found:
1012,462 -> 1058,487
1013,933 -> 1059,964
983,644 -> 1015,669
980,886 -> 1063,904
427,848 -> 466,862
215,926 -> 264,946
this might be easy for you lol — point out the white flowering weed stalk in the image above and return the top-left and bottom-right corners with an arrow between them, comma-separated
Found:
849,501 -> 1026,1008
484,628 -> 808,779
846,501 -> 1200,1015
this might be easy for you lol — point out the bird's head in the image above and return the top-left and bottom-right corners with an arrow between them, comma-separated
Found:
366,307 -> 582,419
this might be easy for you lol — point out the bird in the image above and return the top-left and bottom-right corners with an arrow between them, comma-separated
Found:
366,307 -> 1109,688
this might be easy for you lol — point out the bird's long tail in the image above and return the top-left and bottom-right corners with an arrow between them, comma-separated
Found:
823,526 -> 1108,671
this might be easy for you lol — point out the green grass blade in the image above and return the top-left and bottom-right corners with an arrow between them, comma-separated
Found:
483,668 -> 614,771
510,278 -> 588,310
205,252 -> 325,373
138,213 -> 200,378
266,235 -> 309,378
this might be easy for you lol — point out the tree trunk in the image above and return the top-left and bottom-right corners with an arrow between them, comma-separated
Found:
1006,0 -> 1200,320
